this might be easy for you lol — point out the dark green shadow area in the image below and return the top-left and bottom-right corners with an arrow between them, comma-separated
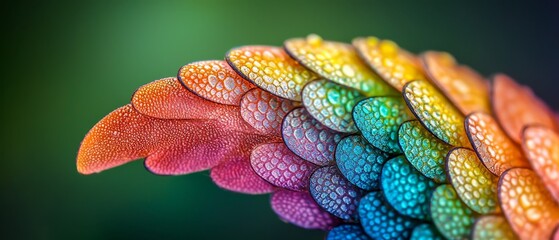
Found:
1,0 -> 558,239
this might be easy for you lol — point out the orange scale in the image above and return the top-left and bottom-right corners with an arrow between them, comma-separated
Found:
177,60 -> 255,106
498,168 -> 559,240
522,125 -> 559,202
422,51 -> 491,115
491,74 -> 557,143
465,112 -> 530,176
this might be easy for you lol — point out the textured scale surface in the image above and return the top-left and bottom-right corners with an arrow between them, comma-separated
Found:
177,60 -> 255,105
466,112 -> 530,176
446,148 -> 499,214
326,225 -> 370,240
421,51 -> 491,115
353,96 -> 413,154
381,156 -> 437,220
403,80 -> 470,147
358,191 -> 418,240
410,224 -> 444,240
270,190 -> 338,230
240,88 -> 298,135
522,126 -> 559,201
309,166 -> 365,220
472,215 -> 517,240
398,120 -> 451,183
227,46 -> 316,101
78,34 -> 559,240
251,143 -> 317,191
430,184 -> 475,240
492,74 -> 557,143
285,35 -> 396,95
335,135 -> 390,191
353,37 -> 427,91
498,168 -> 559,240
302,79 -> 364,132
281,107 -> 344,166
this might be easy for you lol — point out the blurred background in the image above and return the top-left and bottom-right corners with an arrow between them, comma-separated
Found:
1,0 -> 558,239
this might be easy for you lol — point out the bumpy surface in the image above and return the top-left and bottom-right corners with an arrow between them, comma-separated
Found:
241,88 -> 298,135
472,215 -> 517,240
326,224 -> 370,240
403,80 -> 470,147
421,51 -> 491,115
358,191 -> 418,240
353,96 -> 413,154
466,112 -> 529,175
398,120 -> 451,183
78,34 -> 559,240
446,148 -> 499,214
251,143 -> 317,191
178,60 -> 255,105
285,35 -> 395,95
270,190 -> 338,230
522,126 -> 559,201
430,184 -> 475,240
227,46 -> 316,101
410,224 -> 444,240
381,156 -> 437,220
353,37 -> 426,91
302,79 -> 364,132
281,107 -> 344,166
498,168 -> 559,240
309,166 -> 365,220
492,74 -> 557,143
335,135 -> 390,190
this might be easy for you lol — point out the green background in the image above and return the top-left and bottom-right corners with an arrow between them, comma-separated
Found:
2,0 -> 558,239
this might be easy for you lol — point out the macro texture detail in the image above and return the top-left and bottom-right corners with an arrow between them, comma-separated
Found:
78,34 -> 559,240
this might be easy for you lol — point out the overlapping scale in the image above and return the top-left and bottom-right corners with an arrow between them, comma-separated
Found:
281,107 -> 345,166
353,37 -> 426,91
410,224 -> 444,240
466,112 -> 530,176
446,148 -> 499,214
309,166 -> 365,220
422,51 -> 491,115
240,88 -> 298,135
522,125 -> 559,201
472,215 -> 518,240
270,190 -> 339,230
381,156 -> 437,220
398,120 -> 451,183
177,60 -> 254,105
251,143 -> 317,191
353,96 -> 413,154
284,34 -> 396,95
326,224 -> 370,240
498,168 -> 559,240
358,191 -> 418,240
335,135 -> 390,191
77,103 -> 273,176
131,78 -> 252,129
226,46 -> 317,101
430,184 -> 476,240
492,74 -> 557,143
403,80 -> 470,147
210,155 -> 275,194
302,79 -> 364,132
